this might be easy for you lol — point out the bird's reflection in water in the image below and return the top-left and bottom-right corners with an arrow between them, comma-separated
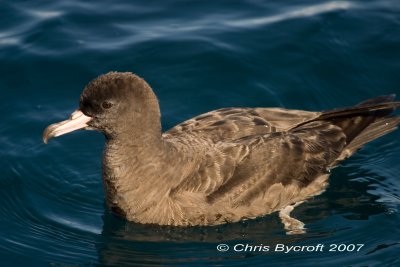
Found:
95,164 -> 388,266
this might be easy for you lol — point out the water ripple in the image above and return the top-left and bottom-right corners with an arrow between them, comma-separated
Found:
27,10 -> 64,20
225,1 -> 355,28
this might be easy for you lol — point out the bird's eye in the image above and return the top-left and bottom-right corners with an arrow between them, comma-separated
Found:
102,101 -> 113,109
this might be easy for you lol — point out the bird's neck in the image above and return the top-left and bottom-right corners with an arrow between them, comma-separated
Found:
101,120 -> 185,219
103,118 -> 166,183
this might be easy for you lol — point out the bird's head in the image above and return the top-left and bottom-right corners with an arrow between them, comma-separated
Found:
43,72 -> 160,143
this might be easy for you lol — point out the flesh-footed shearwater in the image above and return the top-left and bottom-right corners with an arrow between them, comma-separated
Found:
43,72 -> 400,233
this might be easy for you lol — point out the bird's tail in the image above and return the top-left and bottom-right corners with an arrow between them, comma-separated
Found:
297,95 -> 400,162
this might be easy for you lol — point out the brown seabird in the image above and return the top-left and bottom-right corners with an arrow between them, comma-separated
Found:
43,72 -> 400,233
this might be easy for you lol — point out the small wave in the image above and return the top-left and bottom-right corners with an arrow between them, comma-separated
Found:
225,1 -> 355,28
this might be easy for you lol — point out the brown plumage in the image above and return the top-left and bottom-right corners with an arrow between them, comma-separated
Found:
43,72 -> 400,227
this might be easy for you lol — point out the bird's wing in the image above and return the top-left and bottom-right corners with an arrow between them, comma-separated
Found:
170,96 -> 400,207
171,120 -> 347,206
164,107 -> 319,142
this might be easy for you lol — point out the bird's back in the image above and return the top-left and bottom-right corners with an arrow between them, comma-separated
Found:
163,107 -> 319,142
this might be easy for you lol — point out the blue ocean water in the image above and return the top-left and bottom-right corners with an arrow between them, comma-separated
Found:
1,0 -> 400,266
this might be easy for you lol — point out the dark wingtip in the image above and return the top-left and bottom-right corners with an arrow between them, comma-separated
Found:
357,94 -> 397,107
